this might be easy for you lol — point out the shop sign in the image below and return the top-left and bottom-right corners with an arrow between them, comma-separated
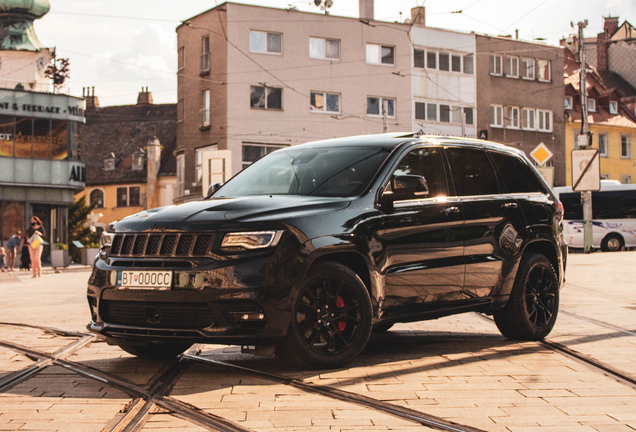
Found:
0,89 -> 85,123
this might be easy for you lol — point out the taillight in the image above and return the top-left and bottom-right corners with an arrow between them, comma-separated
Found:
556,201 -> 564,218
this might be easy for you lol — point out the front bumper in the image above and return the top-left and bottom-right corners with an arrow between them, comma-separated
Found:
86,249 -> 300,346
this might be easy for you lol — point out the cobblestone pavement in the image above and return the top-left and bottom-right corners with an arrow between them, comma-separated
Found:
0,252 -> 635,432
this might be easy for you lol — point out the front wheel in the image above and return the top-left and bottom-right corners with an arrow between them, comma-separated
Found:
118,342 -> 192,359
494,253 -> 559,340
277,261 -> 373,369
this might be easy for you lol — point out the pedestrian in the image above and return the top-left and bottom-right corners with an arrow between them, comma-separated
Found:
26,216 -> 45,278
0,247 -> 6,272
5,230 -> 21,271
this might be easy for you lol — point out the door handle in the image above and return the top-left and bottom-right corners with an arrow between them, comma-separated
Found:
501,202 -> 518,209
443,206 -> 460,214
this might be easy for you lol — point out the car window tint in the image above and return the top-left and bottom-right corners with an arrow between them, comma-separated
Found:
489,152 -> 547,193
392,147 -> 447,196
446,148 -> 499,196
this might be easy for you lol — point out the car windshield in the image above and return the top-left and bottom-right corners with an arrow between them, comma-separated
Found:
215,147 -> 391,197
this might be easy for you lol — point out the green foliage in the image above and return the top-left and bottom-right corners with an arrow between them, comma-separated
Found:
68,196 -> 99,263
56,243 -> 68,250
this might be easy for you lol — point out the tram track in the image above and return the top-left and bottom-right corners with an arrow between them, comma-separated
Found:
476,312 -> 636,390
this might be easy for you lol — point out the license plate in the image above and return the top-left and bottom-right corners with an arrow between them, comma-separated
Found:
117,270 -> 173,290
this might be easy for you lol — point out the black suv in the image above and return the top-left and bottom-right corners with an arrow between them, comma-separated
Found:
88,133 -> 566,368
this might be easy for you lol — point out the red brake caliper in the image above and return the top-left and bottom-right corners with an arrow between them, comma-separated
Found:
335,296 -> 346,332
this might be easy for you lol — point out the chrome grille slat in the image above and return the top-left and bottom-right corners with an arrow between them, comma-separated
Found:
109,233 -> 215,258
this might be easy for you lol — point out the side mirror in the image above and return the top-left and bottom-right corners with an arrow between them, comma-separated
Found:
391,175 -> 429,201
206,182 -> 223,199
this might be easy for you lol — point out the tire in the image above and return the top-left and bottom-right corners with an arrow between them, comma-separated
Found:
118,342 -> 192,359
493,253 -> 559,340
277,261 -> 373,369
601,234 -> 624,252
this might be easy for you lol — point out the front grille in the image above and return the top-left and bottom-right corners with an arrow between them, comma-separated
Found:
110,233 -> 215,258
100,300 -> 214,328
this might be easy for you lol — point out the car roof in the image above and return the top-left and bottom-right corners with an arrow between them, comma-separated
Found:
288,132 -> 525,157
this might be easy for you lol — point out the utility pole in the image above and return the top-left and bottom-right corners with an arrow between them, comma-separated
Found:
573,19 -> 594,253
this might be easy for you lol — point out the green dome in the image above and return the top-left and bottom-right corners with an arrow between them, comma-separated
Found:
0,0 -> 50,19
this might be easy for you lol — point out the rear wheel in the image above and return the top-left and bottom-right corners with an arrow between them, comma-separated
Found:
494,253 -> 559,340
118,342 -> 192,359
601,234 -> 624,252
278,261 -> 373,369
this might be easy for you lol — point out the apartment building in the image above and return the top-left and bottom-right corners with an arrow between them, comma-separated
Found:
475,35 -> 565,186
174,1 -> 477,202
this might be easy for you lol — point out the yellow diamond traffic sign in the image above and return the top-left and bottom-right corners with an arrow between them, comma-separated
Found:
530,142 -> 553,166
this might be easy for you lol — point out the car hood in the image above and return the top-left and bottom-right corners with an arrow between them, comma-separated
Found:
113,195 -> 351,232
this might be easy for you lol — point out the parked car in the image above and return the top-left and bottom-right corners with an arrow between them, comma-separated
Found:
87,133 -> 566,369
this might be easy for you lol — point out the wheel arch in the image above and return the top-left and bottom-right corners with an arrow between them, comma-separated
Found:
311,252 -> 372,298
523,239 -> 560,281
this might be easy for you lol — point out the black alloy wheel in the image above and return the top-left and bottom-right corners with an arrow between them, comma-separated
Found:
278,261 -> 373,369
494,253 -> 559,340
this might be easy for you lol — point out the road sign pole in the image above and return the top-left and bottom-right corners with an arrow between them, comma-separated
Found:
583,191 -> 593,252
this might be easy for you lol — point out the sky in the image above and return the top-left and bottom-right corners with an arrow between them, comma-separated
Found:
33,0 -> 636,107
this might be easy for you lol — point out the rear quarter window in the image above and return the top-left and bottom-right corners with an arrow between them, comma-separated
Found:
489,152 -> 548,194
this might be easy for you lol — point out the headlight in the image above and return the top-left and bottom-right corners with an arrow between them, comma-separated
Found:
221,231 -> 283,250
99,232 -> 115,249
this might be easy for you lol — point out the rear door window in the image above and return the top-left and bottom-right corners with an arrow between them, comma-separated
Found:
446,148 -> 499,196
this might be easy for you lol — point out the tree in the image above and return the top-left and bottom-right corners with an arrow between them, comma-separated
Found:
68,196 -> 99,263
44,57 -> 70,93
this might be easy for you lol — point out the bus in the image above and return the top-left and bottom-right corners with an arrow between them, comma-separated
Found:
553,180 -> 636,251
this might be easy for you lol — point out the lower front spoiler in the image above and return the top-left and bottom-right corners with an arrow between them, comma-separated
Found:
87,322 -> 285,347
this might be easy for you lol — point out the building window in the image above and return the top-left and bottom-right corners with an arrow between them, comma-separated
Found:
196,144 -> 217,186
587,98 -> 596,112
463,54 -> 473,74
310,37 -> 339,60
600,173 -> 610,180
489,54 -> 502,75
463,107 -> 474,125
367,97 -> 395,117
565,96 -> 573,110
439,53 -> 450,71
242,144 -> 285,170
250,86 -> 282,110
427,103 -> 437,121
427,51 -> 437,69
250,31 -> 282,54
176,154 -> 185,197
132,148 -> 144,171
415,102 -> 426,120
609,100 -> 618,114
201,90 -> 210,127
504,56 -> 518,78
598,132 -> 608,157
366,44 -> 394,65
414,48 -> 425,68
310,91 -> 340,113
537,110 -> 552,132
104,152 -> 116,170
451,54 -> 461,72
506,106 -> 520,128
177,99 -> 185,122
490,105 -> 503,127
90,189 -> 104,209
441,106 -> 463,123
116,186 -> 141,207
201,35 -> 210,74
521,58 -> 534,80
522,108 -> 535,130
178,46 -> 185,71
440,105 -> 450,122
621,174 -> 632,184
537,59 -> 550,82
621,134 -> 631,158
